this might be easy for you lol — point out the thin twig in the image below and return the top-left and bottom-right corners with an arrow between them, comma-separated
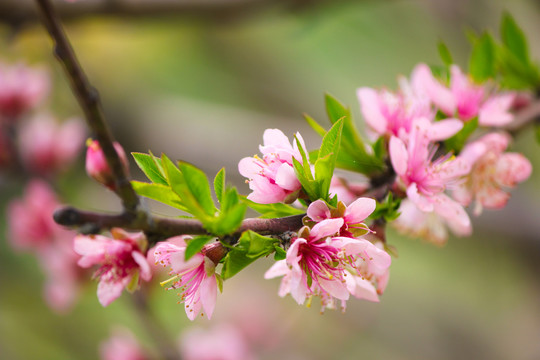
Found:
34,0 -> 141,214
54,206 -> 305,244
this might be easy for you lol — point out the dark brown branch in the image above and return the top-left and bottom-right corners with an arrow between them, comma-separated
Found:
54,206 -> 305,243
34,0 -> 141,214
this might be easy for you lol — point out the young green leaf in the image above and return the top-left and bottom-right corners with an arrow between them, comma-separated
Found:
501,12 -> 529,65
209,203 -> 247,236
241,198 -> 305,218
131,181 -> 187,211
438,41 -> 453,67
132,152 -> 168,185
185,235 -> 215,261
304,113 -> 327,137
444,117 -> 478,153
214,168 -> 226,204
178,162 -> 217,217
469,32 -> 496,82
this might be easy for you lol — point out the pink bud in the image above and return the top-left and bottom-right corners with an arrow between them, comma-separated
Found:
85,139 -> 129,190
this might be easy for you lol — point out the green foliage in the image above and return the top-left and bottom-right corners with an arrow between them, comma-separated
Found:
185,235 -> 214,261
468,32 -> 496,82
535,124 -> 540,146
221,231 -> 278,280
501,12 -> 529,65
444,117 -> 478,153
242,198 -> 305,218
132,152 -> 246,236
132,151 -> 167,185
437,41 -> 453,67
369,192 -> 401,222
305,94 -> 385,175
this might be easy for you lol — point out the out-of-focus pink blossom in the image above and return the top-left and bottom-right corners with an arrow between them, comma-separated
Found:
238,129 -> 307,204
357,85 -> 462,141
454,132 -> 532,215
389,118 -> 471,235
179,324 -> 255,360
7,179 -> 82,311
74,229 -> 151,307
18,115 -> 85,175
393,199 -> 470,245
86,139 -> 129,190
8,179 -> 63,251
154,237 -> 220,320
0,62 -> 49,121
100,327 -> 148,360
412,64 -> 516,126
329,176 -> 368,205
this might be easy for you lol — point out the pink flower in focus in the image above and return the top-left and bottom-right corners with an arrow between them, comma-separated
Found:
19,115 -> 85,175
100,327 -> 148,360
179,324 -> 255,360
74,229 -> 151,306
389,118 -> 471,234
86,139 -> 129,190
412,64 -> 516,126
0,62 -> 49,121
154,237 -> 220,320
306,198 -> 375,238
238,129 -> 307,204
453,132 -> 532,215
357,85 -> 462,141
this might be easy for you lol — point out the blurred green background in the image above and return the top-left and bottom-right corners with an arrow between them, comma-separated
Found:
1,0 -> 540,359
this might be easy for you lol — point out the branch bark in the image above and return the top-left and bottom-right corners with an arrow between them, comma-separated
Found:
34,0 -> 141,214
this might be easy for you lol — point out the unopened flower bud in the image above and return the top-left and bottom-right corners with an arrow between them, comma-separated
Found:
85,139 -> 129,190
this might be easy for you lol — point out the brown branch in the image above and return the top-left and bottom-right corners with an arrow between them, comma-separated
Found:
504,98 -> 540,136
34,0 -> 141,214
54,206 -> 305,244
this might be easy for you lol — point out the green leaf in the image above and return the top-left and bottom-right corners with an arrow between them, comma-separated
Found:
444,117 -> 478,153
241,198 -> 305,218
132,152 -> 168,185
314,154 -> 334,202
185,235 -> 214,261
369,192 -> 402,222
292,157 -> 318,200
501,12 -> 529,65
221,231 -> 277,280
131,181 -> 187,211
318,118 -> 343,160
469,32 -> 496,82
209,203 -> 247,236
274,246 -> 286,260
438,41 -> 453,67
213,168 -> 226,204
304,113 -> 327,137
178,162 -> 217,217
535,124 -> 540,145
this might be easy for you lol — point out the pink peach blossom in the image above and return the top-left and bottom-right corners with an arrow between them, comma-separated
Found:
357,85 -> 462,141
238,129 -> 307,204
328,176 -> 368,205
74,229 -> 151,306
154,237 -> 219,320
100,327 -> 148,360
412,63 -> 516,126
0,62 -> 49,121
18,115 -> 85,175
454,132 -> 532,215
179,324 -> 254,360
86,139 -> 129,190
389,118 -> 471,235
265,218 -> 391,310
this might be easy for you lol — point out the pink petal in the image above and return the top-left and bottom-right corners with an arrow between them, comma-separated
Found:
275,163 -> 300,191
427,118 -> 463,141
496,153 -> 532,187
238,157 -> 259,178
310,218 -> 344,240
97,277 -> 126,307
357,87 -> 388,134
346,275 -> 379,302
344,197 -> 376,223
411,63 -> 455,115
306,200 -> 331,222
264,260 -> 290,279
132,251 -> 152,281
406,183 -> 433,212
478,93 -> 515,126
200,275 -> 218,319
169,252 -> 203,274
432,194 -> 471,236
389,136 -> 408,176
318,278 -> 349,301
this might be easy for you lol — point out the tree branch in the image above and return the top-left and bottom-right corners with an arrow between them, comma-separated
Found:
54,206 -> 305,244
34,0 -> 141,214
